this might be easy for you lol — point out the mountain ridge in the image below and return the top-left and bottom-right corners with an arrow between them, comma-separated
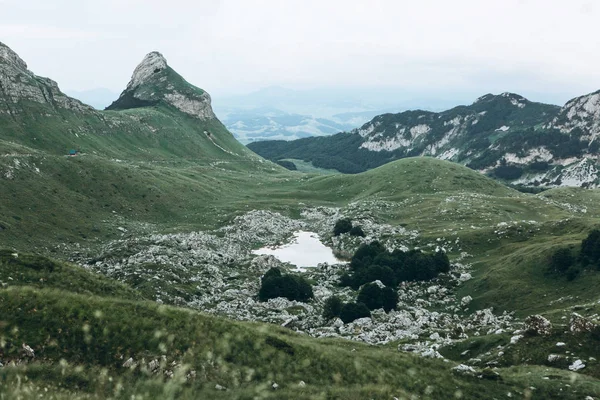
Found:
248,90 -> 600,187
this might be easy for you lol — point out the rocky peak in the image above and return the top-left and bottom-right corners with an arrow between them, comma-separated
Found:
107,51 -> 215,120
127,51 -> 167,90
0,41 -> 28,72
473,92 -> 528,108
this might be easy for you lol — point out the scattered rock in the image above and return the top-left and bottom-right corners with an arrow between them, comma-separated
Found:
569,313 -> 595,333
547,354 -> 561,363
21,343 -> 34,358
524,315 -> 552,336
272,382 -> 279,390
215,384 -> 227,391
453,364 -> 476,375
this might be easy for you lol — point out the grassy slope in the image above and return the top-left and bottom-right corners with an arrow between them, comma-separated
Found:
0,254 -> 598,399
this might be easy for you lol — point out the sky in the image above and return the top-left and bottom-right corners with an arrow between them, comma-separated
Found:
1,0 -> 599,106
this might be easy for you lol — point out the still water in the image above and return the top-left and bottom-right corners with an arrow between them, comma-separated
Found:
252,231 -> 344,271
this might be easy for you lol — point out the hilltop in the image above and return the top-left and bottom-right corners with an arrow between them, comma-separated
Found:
248,91 -> 600,188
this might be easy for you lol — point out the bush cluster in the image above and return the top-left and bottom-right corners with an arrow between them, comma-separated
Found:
322,296 -> 371,323
340,242 -> 450,289
333,218 -> 365,237
258,268 -> 313,302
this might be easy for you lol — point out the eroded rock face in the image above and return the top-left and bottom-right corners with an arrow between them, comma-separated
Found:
0,41 -> 93,113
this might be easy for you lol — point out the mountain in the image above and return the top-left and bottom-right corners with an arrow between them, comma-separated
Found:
248,91 -> 600,187
0,42 -> 253,161
212,85 -> 474,143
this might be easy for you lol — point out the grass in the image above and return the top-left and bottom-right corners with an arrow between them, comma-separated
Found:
1,282 -> 599,399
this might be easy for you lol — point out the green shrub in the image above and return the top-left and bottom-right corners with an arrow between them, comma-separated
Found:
275,160 -> 297,170
333,218 -> 353,236
349,226 -> 365,237
339,302 -> 371,323
323,296 -> 343,320
258,268 -> 313,302
357,283 -> 398,312
344,243 -> 450,288
493,165 -> 523,180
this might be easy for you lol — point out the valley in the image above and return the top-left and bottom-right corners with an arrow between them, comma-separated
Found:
1,41 -> 600,399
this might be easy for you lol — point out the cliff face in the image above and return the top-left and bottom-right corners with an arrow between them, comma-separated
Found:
106,51 -> 215,120
0,42 -> 93,115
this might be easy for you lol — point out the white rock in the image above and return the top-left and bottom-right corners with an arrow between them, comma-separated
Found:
547,354 -> 561,362
460,296 -> 472,306
453,364 -> 476,374
510,335 -> 523,344
272,382 -> 279,390
215,384 -> 226,391
21,343 -> 34,358
568,359 -> 585,371
556,342 -> 566,347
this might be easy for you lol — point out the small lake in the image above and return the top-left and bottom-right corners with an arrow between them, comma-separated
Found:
252,231 -> 345,271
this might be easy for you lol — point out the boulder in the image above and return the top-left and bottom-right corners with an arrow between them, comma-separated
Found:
524,315 -> 552,336
569,313 -> 595,333
568,359 -> 586,371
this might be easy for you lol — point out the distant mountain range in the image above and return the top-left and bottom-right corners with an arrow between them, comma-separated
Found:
248,91 -> 600,188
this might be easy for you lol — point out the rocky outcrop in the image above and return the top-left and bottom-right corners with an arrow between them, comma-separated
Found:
0,42 -> 93,114
524,315 -> 552,336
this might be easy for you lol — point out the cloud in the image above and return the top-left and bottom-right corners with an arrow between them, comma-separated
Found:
1,0 -> 599,104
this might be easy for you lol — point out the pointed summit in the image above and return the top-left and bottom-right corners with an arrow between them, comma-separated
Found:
106,51 -> 215,120
127,51 -> 167,90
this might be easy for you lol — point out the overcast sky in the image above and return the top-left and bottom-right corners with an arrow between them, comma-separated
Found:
1,0 -> 599,104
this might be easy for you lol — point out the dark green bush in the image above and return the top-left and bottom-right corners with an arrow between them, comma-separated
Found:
323,296 -> 343,320
275,160 -> 297,171
349,226 -> 365,237
343,243 -> 450,288
493,165 -> 523,180
357,283 -> 398,312
333,218 -> 353,236
258,268 -> 313,302
339,302 -> 371,323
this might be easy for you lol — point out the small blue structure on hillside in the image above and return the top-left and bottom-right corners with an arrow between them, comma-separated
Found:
69,149 -> 78,156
